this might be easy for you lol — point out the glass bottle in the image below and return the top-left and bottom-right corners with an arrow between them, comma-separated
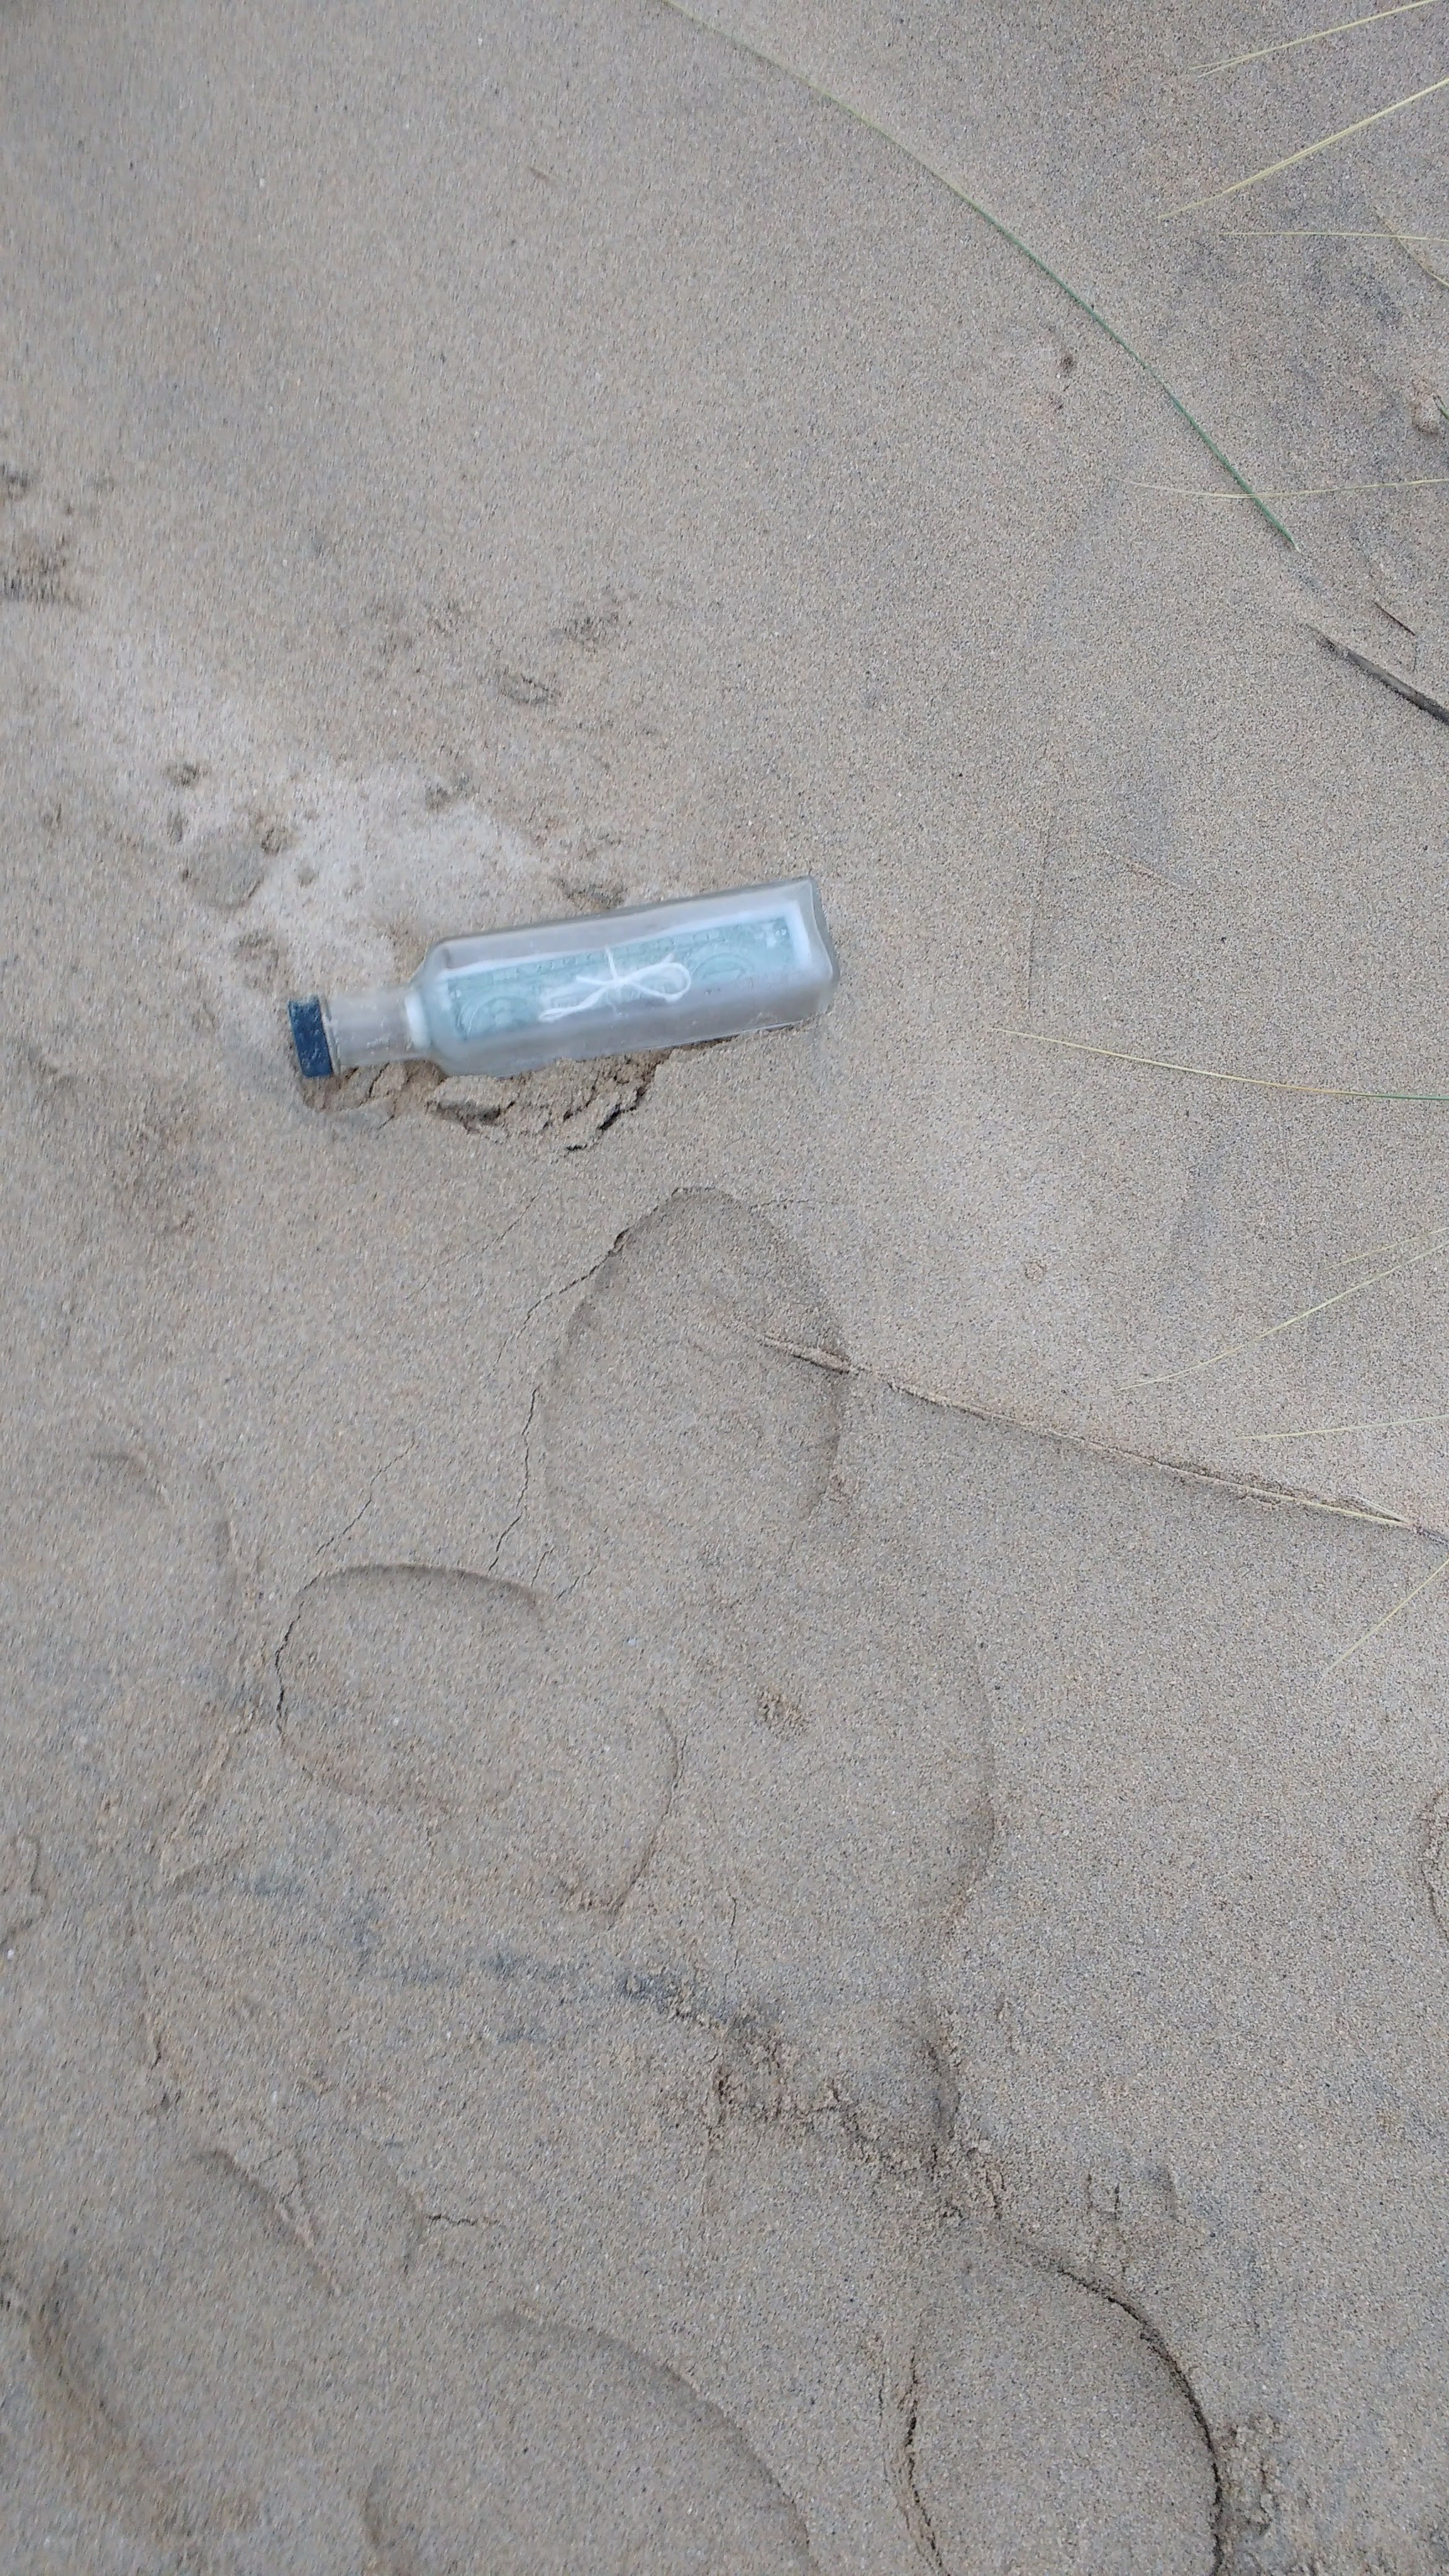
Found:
288,876 -> 838,1079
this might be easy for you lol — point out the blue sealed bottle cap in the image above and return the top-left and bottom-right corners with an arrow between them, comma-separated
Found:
288,996 -> 335,1079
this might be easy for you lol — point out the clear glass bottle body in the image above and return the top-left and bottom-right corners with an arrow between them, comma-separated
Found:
310,877 -> 838,1078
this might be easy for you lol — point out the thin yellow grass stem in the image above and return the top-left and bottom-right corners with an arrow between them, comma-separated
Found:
1005,1028 -> 1449,1106
1137,1231 -> 1449,1387
1238,1407 -> 1449,1440
1339,1222 -> 1449,1265
1163,71 -> 1449,216
1194,0 -> 1443,77
1377,204 -> 1449,284
1136,476 -> 1449,496
1223,227 -> 1449,236
655,0 -> 1294,544
1324,1548 -> 1449,1672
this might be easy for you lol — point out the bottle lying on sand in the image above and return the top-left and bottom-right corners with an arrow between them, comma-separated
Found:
287,877 -> 838,1079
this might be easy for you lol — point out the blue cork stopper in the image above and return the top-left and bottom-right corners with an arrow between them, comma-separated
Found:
288,996 -> 335,1079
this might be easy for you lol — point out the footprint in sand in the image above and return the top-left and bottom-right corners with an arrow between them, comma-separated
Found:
527,1187 -> 996,2152
0,1435 -> 249,1929
138,1189 -> 1217,2569
147,1193 -> 988,2202
896,2238 -> 1217,2576
0,1429 -> 806,2572
5,2128 -> 811,2575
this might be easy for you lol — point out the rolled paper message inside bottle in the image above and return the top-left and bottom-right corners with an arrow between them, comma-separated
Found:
287,877 -> 839,1079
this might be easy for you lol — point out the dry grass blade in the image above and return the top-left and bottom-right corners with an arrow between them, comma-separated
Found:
1376,203 -> 1449,284
1194,0 -> 1443,77
655,0 -> 1293,543
1324,1547 -> 1449,1672
1136,1230 -> 1449,1387
1224,226 -> 1449,236
1006,1027 -> 1449,1105
1307,623 -> 1449,727
1340,1222 -> 1449,1266
1137,476 -> 1449,496
1238,1407 -> 1449,1440
1163,70 -> 1449,215
758,1338 -> 1418,1528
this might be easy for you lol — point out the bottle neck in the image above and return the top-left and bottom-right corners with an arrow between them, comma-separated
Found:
323,983 -> 429,1072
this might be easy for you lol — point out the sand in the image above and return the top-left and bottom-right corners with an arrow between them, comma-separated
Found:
4,1 -> 1449,2567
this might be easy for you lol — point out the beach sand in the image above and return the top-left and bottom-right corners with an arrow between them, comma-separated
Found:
4,2 -> 1449,2566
